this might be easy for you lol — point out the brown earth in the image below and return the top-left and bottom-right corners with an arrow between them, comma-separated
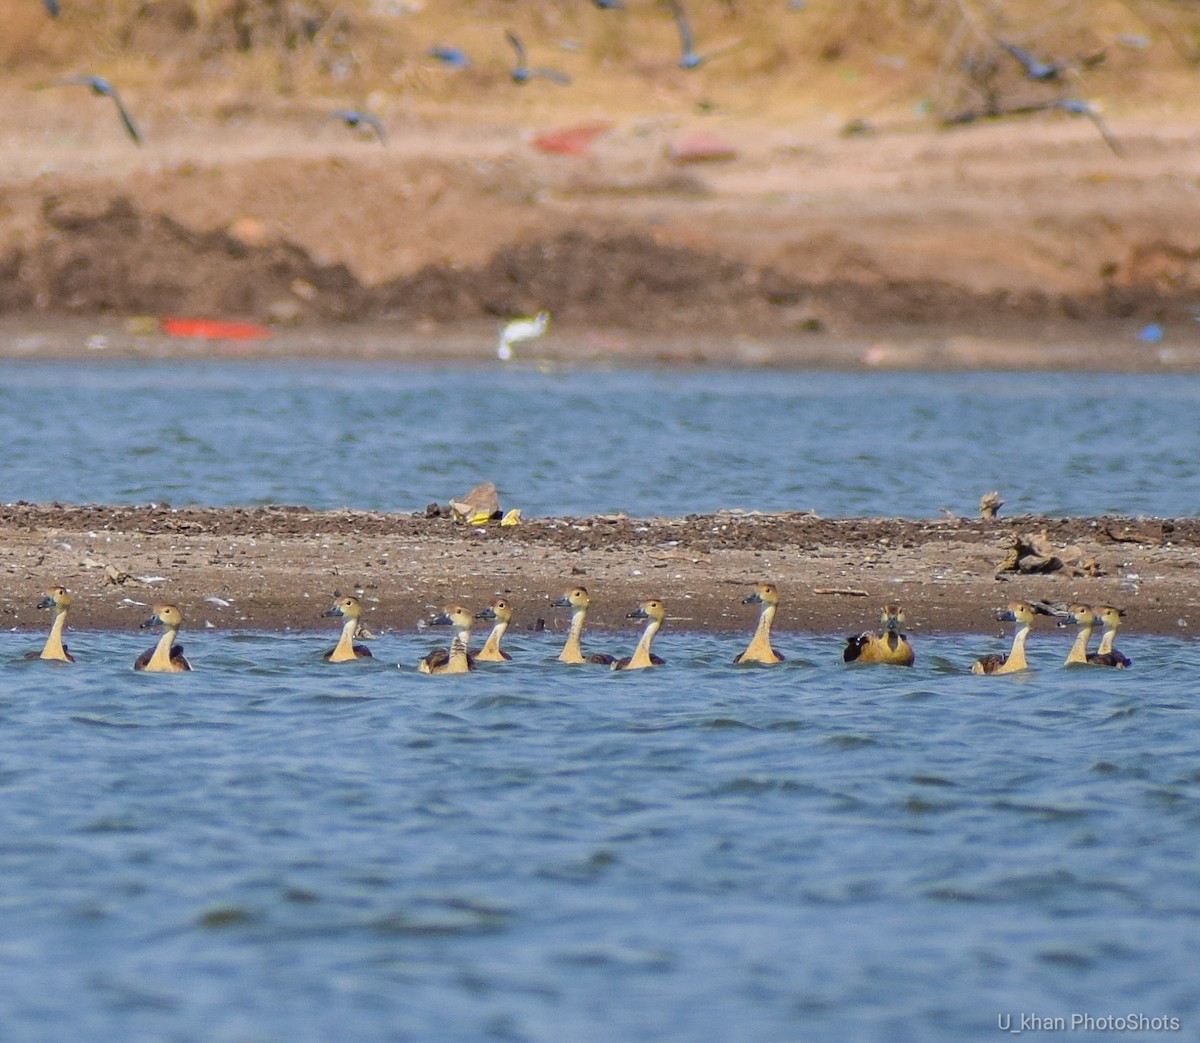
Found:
3,1 -> 1200,365
3,504 -> 1195,640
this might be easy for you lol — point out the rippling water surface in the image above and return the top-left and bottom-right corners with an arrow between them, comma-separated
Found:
3,631 -> 1199,1042
3,358 -> 1199,1039
3,360 -> 1199,517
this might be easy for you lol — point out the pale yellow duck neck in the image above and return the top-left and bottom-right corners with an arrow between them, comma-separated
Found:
445,628 -> 473,673
477,619 -> 509,661
739,602 -> 778,663
40,606 -> 71,662
1097,625 -> 1119,655
145,626 -> 182,672
624,616 -> 661,670
559,606 -> 588,664
329,616 -> 360,663
1065,622 -> 1095,665
997,622 -> 1031,674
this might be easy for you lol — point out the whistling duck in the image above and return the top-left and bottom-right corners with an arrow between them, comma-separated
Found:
321,596 -> 374,662
33,587 -> 75,662
612,599 -> 666,671
475,598 -> 514,662
550,586 -> 615,665
733,583 -> 785,665
418,606 -> 477,675
971,601 -> 1053,675
1060,603 -> 1098,666
843,603 -> 914,666
1091,605 -> 1131,668
133,604 -> 192,672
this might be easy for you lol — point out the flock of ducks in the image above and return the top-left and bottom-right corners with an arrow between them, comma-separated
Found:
27,586 -> 1130,676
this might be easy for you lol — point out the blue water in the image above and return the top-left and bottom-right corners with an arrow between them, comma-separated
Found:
2,359 -> 1199,1040
2,360 -> 1198,517
3,630 -> 1200,1042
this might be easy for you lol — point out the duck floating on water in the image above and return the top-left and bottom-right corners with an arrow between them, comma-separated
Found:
321,596 -> 374,662
475,598 -> 514,662
612,599 -> 666,671
418,606 -> 477,675
843,604 -> 914,666
1091,605 -> 1131,668
733,583 -> 785,665
551,586 -> 615,665
133,604 -> 192,672
1060,603 -> 1098,666
33,587 -> 75,662
971,600 -> 1053,675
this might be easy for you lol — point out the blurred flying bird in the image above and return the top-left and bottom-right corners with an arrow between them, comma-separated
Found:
592,0 -> 624,8
505,30 -> 571,86
996,40 -> 1065,83
1055,98 -> 1124,157
428,45 -> 470,69
52,75 -> 142,144
667,0 -> 745,70
498,311 -> 550,361
43,0 -> 59,17
328,109 -> 388,145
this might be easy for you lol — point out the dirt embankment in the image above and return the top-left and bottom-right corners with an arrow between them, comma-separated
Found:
3,1 -> 1200,353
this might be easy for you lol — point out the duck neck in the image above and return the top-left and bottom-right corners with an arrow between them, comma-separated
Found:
559,607 -> 587,664
146,627 -> 179,671
40,609 -> 70,661
1065,623 -> 1094,664
480,620 -> 507,658
330,616 -> 358,662
1097,626 -> 1117,655
446,628 -> 472,672
741,603 -> 777,661
627,617 -> 661,669
1004,623 -> 1031,671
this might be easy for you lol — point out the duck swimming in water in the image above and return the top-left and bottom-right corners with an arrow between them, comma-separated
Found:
321,596 -> 374,662
32,587 -> 75,662
1059,603 -> 1098,666
1091,605 -> 1131,668
418,606 -> 477,675
550,586 -> 615,665
612,599 -> 666,671
971,600 -> 1053,675
133,604 -> 192,672
475,598 -> 514,662
733,583 -> 785,665
843,603 -> 914,666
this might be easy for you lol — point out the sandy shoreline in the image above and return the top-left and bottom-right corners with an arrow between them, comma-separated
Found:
3,315 -> 1200,372
3,504 -> 1195,643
